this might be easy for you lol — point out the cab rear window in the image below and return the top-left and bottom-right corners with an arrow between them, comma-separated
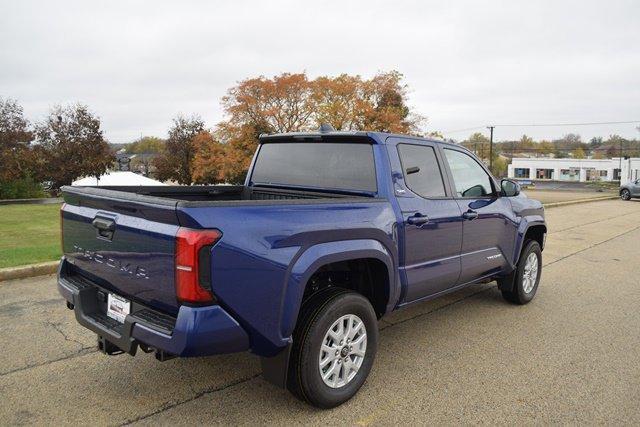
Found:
251,142 -> 377,192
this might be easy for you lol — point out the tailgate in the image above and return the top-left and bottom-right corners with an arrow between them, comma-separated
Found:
61,187 -> 181,315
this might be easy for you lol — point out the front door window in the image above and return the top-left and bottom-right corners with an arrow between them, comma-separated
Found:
443,149 -> 494,197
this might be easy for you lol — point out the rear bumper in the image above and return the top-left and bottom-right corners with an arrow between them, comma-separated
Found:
57,259 -> 250,357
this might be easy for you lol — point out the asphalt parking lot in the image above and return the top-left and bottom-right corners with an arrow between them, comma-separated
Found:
1,199 -> 639,425
523,189 -> 615,204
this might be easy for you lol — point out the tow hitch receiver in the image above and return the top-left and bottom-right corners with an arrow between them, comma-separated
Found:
97,335 -> 130,356
139,343 -> 176,362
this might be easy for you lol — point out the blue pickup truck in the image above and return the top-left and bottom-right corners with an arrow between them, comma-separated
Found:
58,129 -> 546,408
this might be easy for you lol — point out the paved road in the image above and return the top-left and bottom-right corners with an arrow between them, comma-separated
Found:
1,199 -> 639,425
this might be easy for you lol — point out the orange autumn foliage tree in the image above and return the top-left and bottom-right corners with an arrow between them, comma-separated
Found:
191,124 -> 258,185
192,71 -> 424,184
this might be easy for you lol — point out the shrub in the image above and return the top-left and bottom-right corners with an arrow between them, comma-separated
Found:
0,176 -> 46,199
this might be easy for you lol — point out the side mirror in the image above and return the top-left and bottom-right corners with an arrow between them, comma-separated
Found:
501,179 -> 521,197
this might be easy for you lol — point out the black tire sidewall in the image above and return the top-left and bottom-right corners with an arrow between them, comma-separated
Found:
515,240 -> 542,303
296,292 -> 378,408
621,189 -> 631,200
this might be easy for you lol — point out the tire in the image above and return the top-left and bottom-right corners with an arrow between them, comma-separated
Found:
499,240 -> 542,305
621,189 -> 631,201
287,287 -> 378,408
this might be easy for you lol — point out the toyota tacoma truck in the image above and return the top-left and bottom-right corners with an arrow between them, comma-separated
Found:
58,128 -> 546,408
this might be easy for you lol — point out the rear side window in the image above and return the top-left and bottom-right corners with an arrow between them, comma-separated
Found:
397,144 -> 446,198
251,142 -> 377,192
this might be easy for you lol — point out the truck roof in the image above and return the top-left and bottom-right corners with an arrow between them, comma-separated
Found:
259,130 -> 459,148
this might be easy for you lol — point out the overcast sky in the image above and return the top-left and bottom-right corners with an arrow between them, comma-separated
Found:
1,0 -> 639,143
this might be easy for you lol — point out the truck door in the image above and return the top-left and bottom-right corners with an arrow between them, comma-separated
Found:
390,140 -> 463,303
440,147 -> 516,285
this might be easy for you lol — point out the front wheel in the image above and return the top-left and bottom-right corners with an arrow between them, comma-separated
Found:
499,240 -> 542,304
287,288 -> 378,408
621,189 -> 631,201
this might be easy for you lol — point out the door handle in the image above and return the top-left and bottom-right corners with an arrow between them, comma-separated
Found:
462,210 -> 479,220
407,214 -> 429,226
92,217 -> 115,240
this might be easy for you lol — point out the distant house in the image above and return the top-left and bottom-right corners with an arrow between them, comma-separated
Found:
115,151 -> 133,171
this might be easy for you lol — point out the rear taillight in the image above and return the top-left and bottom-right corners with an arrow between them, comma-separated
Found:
175,227 -> 221,304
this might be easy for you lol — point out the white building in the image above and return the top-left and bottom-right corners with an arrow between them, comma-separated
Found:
72,171 -> 166,186
507,157 -> 640,185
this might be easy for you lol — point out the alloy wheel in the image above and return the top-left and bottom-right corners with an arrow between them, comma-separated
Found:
522,252 -> 539,294
318,314 -> 367,388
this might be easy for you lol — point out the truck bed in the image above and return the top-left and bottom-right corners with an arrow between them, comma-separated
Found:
68,185 -> 362,204
59,184 -> 383,317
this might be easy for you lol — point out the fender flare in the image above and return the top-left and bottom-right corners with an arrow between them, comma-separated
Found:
513,217 -> 546,266
278,239 -> 396,341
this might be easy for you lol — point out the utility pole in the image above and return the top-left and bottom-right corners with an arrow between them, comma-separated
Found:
487,126 -> 495,172
619,139 -> 623,182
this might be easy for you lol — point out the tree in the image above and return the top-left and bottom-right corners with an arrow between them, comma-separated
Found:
519,134 -> 534,150
539,140 -> 554,156
556,133 -> 582,146
126,136 -> 165,154
313,74 -> 362,131
0,98 -> 45,198
0,98 -> 34,182
589,136 -> 603,147
191,131 -> 224,184
154,115 -> 205,184
194,71 -> 424,183
552,134 -> 584,158
492,156 -> 508,177
466,132 -> 489,144
603,134 -> 628,158
35,104 -> 113,189
461,132 -> 489,159
126,136 -> 165,177
358,71 -> 423,133
554,150 -> 568,159
425,130 -> 444,139
571,147 -> 586,159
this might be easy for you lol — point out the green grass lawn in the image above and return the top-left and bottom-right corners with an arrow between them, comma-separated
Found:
0,203 -> 61,268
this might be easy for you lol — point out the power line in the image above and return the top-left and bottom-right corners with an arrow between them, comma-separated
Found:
441,125 -> 486,134
443,120 -> 640,136
492,120 -> 640,127
487,147 -> 631,152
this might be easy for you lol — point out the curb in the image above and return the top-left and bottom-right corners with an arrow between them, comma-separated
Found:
0,198 -> 62,205
543,195 -> 618,208
0,261 -> 59,282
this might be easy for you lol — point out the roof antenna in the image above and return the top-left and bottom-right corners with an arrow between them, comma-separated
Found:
318,123 -> 335,133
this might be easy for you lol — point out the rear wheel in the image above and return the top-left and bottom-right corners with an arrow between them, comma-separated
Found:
621,189 -> 631,201
287,288 -> 378,408
499,240 -> 542,305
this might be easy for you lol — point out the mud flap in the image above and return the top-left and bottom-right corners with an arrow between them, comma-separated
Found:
497,269 -> 517,292
260,343 -> 292,389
